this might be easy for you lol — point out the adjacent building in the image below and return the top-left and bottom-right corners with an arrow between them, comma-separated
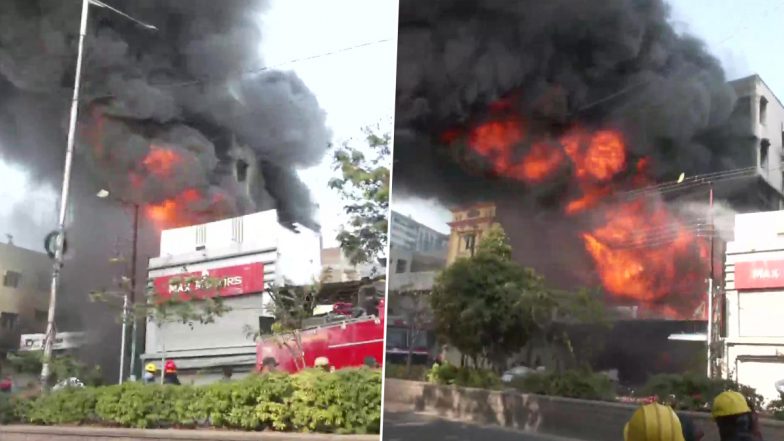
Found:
320,247 -> 383,283
390,211 -> 449,254
446,203 -> 498,265
722,209 -> 784,404
141,209 -> 321,384
0,242 -> 50,355
721,74 -> 784,211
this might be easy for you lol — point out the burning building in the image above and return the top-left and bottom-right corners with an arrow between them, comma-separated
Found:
393,0 -> 784,320
0,0 -> 330,377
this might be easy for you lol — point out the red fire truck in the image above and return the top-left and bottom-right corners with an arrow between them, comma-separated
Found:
255,299 -> 385,373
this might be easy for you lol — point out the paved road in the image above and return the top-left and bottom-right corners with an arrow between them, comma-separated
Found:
383,410 -> 579,441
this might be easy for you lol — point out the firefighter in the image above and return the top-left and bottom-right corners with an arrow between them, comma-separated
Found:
711,391 -> 763,441
163,360 -> 181,385
314,356 -> 330,372
623,402 -> 685,441
261,357 -> 278,373
143,363 -> 157,384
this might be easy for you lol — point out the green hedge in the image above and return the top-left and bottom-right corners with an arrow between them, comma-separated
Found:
384,364 -> 429,381
1,368 -> 381,434
510,370 -> 615,401
637,373 -> 763,413
426,363 -> 501,389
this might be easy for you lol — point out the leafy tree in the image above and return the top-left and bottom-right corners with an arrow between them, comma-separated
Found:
245,280 -> 321,371
394,290 -> 432,373
329,126 -> 390,265
431,224 -> 546,371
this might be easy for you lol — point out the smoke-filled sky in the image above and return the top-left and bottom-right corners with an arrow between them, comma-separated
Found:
395,0 -> 784,233
0,0 -> 397,251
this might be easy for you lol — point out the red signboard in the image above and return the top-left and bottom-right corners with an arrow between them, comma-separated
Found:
734,260 -> 784,290
153,262 -> 265,300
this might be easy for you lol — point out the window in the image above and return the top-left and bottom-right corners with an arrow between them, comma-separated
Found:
467,209 -> 480,218
34,309 -> 47,322
760,96 -> 768,125
396,259 -> 408,274
0,312 -> 18,330
760,138 -> 770,169
3,271 -> 21,288
463,234 -> 476,256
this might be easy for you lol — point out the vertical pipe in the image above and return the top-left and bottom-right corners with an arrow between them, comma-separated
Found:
118,293 -> 128,383
707,184 -> 715,378
128,205 -> 140,381
41,0 -> 90,391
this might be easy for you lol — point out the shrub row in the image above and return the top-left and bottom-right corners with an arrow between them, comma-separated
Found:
423,363 -> 783,419
0,368 -> 381,433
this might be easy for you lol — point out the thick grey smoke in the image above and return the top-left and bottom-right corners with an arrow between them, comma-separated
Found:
0,0 -> 330,229
0,0 -> 330,376
394,0 -> 748,318
394,0 -> 738,205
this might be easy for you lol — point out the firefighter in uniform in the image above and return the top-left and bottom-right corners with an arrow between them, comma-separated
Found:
711,391 -> 763,441
623,402 -> 685,441
143,363 -> 157,384
163,360 -> 181,385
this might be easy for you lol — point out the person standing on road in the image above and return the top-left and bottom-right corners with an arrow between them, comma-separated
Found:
623,402 -> 685,441
711,391 -> 763,441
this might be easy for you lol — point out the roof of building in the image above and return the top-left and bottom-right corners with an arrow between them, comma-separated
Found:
729,73 -> 784,110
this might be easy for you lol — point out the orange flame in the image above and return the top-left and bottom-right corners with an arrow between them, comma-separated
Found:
146,188 -> 204,228
143,146 -> 181,178
445,100 -> 710,318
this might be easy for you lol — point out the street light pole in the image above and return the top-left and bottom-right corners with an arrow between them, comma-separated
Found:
128,204 -> 140,381
41,0 -> 156,390
40,0 -> 90,391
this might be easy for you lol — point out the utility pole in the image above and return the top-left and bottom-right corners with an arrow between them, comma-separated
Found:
41,0 -> 90,391
706,182 -> 716,379
41,0 -> 156,391
128,204 -> 140,381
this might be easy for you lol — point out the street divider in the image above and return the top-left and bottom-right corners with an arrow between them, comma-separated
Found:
384,379 -> 784,441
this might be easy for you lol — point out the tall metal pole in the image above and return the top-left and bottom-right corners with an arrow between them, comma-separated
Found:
40,0 -> 90,391
706,183 -> 715,379
128,204 -> 140,381
118,293 -> 129,383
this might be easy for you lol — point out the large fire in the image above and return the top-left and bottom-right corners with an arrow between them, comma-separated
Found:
84,108 -> 234,230
447,102 -> 710,318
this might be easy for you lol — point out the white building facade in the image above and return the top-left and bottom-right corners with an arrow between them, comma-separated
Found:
723,210 -> 784,403
141,210 -> 321,384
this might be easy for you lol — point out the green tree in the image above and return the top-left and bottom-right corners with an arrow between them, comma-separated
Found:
248,280 -> 321,371
431,224 -> 548,371
329,126 -> 390,265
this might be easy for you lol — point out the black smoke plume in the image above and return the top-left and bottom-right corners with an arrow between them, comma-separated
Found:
0,0 -> 330,376
394,0 -> 738,205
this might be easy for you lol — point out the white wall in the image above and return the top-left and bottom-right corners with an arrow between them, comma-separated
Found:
723,210 -> 784,403
144,209 -> 320,362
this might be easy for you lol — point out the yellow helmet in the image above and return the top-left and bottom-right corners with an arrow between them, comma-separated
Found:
712,391 -> 751,418
145,363 -> 157,373
623,403 -> 685,441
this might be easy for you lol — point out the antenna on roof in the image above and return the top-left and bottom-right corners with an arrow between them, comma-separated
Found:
6,234 -> 13,245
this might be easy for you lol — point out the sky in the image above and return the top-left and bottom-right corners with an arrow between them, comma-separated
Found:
396,0 -> 784,235
260,0 -> 398,248
0,0 -> 398,251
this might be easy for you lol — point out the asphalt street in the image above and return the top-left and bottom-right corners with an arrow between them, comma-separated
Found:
382,410 -> 580,441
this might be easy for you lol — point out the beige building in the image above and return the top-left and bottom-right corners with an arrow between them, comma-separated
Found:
320,247 -> 383,283
0,242 -> 50,354
446,202 -> 498,265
